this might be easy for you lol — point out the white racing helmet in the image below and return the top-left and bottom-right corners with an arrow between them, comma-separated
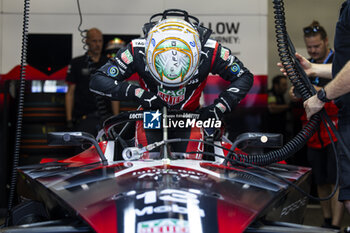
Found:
145,18 -> 201,87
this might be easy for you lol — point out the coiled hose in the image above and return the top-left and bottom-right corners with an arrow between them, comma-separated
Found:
232,0 -> 322,166
76,0 -> 87,51
76,0 -> 112,124
5,0 -> 30,226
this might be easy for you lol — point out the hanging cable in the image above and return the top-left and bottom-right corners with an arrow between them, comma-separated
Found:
76,0 -> 112,125
222,0 -> 322,166
233,0 -> 350,201
5,0 -> 30,227
76,0 -> 87,51
225,3 -> 346,206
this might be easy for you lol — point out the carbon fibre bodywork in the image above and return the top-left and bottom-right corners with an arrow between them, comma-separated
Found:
11,148 -> 312,233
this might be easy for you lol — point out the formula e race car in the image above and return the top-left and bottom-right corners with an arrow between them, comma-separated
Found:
0,110 -> 338,233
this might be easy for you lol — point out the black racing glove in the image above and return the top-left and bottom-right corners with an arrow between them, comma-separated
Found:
199,100 -> 227,121
132,87 -> 165,110
117,82 -> 165,109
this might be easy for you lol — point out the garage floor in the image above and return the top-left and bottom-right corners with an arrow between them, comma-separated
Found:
304,204 -> 350,231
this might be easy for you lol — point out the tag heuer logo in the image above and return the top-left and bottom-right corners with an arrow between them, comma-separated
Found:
143,110 -> 161,129
121,50 -> 133,64
220,48 -> 230,61
157,87 -> 186,105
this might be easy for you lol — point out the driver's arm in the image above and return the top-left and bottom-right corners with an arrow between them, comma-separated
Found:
90,43 -> 138,101
210,43 -> 254,112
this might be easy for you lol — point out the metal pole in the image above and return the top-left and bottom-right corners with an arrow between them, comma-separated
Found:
162,106 -> 168,159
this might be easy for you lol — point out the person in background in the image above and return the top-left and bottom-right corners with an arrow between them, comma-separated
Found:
266,75 -> 289,136
105,37 -> 125,59
302,57 -> 350,233
284,3 -> 350,231
292,21 -> 344,229
65,28 -> 119,136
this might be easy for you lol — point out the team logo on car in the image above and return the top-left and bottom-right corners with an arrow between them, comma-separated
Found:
144,110 -> 161,129
107,65 -> 119,77
121,50 -> 133,64
137,219 -> 189,233
157,87 -> 186,105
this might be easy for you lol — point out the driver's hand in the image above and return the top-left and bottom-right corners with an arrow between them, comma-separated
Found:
199,102 -> 226,121
134,88 -> 166,109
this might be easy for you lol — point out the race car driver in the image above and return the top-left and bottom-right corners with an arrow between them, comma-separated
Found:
90,9 -> 254,155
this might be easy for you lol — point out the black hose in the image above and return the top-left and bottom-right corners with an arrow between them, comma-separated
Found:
229,0 -> 322,166
5,0 -> 30,226
244,0 -> 350,166
234,116 -> 320,166
76,0 -> 111,125
129,137 -> 336,201
274,1 -> 315,99
76,0 -> 87,51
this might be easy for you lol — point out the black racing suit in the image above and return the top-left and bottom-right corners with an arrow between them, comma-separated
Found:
90,38 -> 254,154
90,38 -> 254,112
332,0 -> 350,201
